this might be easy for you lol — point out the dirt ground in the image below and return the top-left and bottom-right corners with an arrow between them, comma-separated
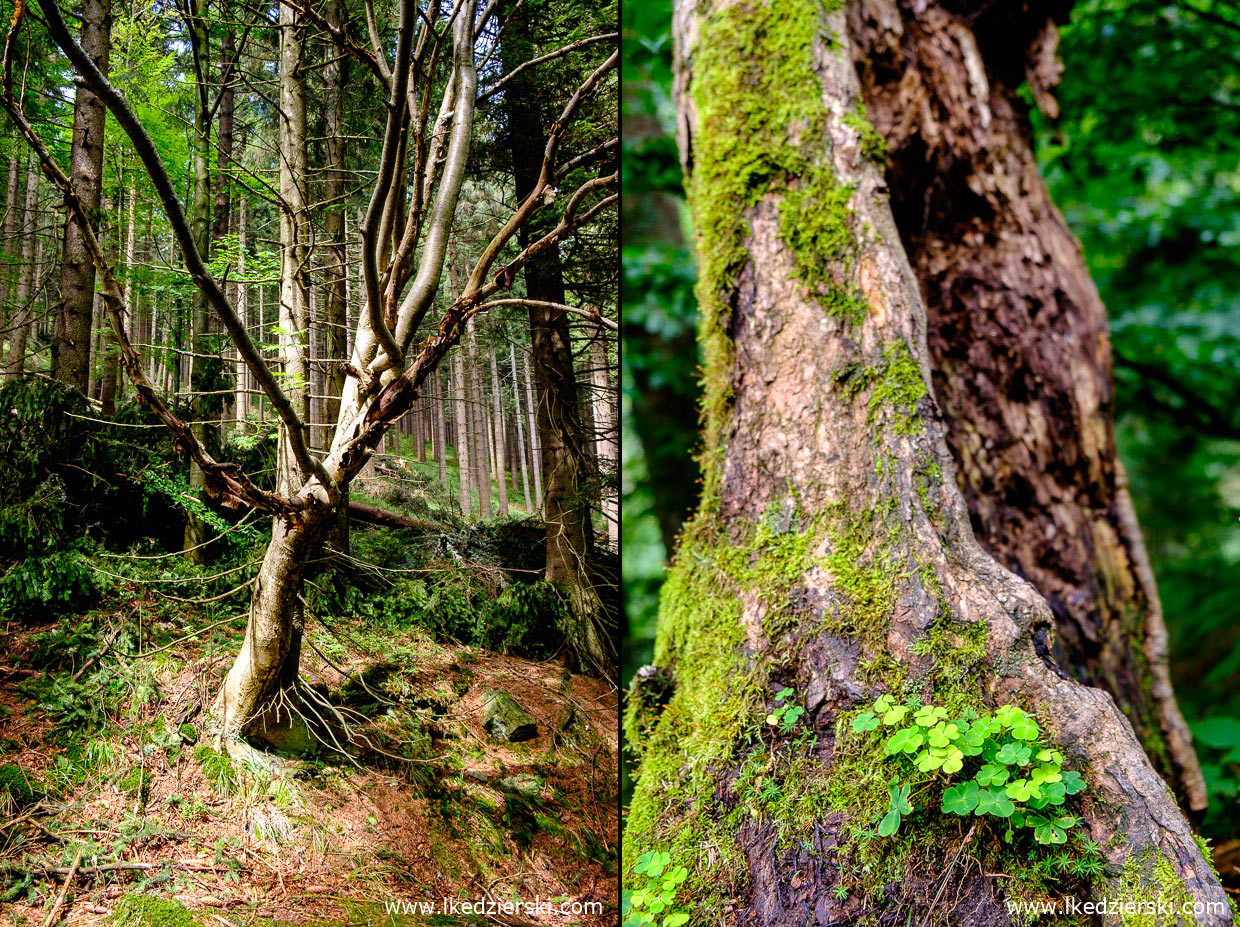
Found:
0,614 -> 619,926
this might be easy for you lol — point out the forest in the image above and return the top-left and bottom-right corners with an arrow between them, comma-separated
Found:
0,0 -> 619,925
622,0 -> 1240,925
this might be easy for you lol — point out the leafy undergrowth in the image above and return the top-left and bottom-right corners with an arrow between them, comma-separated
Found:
0,593 -> 618,925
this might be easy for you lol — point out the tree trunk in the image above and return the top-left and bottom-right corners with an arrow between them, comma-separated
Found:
99,182 -> 135,415
511,342 -> 532,512
5,162 -> 38,378
214,511 -> 329,748
522,348 -> 542,514
453,349 -> 472,516
0,155 -> 20,364
850,0 -> 1206,815
52,0 -> 110,392
491,350 -> 509,517
275,3 -> 311,495
501,7 -> 612,676
624,0 -> 1229,922
590,330 -> 616,549
214,3 -> 319,748
435,367 -> 448,490
467,319 -> 493,520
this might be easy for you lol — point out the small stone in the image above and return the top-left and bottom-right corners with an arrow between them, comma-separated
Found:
482,689 -> 538,742
496,773 -> 542,799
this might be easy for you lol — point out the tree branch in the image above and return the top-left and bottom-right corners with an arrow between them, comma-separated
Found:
34,0 -> 331,492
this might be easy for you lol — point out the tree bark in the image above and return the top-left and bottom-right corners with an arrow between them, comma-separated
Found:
435,367 -> 448,490
52,0 -> 111,392
5,162 -> 38,378
0,155 -> 20,363
590,330 -> 616,548
275,3 -> 311,496
453,349 -> 472,516
99,182 -> 135,415
848,0 -> 1206,815
511,341 -> 532,512
624,0 -> 1229,921
491,349 -> 509,517
522,347 -> 542,514
467,319 -> 493,519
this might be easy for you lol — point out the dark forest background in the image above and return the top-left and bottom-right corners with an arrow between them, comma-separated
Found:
621,0 -> 1240,844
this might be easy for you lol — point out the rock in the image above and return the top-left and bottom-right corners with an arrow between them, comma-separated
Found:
481,689 -> 538,742
496,773 -> 543,799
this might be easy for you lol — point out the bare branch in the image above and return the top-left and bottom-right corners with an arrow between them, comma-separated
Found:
479,33 -> 618,103
476,299 -> 618,331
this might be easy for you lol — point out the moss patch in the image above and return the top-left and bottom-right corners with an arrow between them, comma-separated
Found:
689,0 -> 860,507
111,894 -> 203,927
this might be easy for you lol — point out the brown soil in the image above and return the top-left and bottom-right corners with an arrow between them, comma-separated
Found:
0,614 -> 618,926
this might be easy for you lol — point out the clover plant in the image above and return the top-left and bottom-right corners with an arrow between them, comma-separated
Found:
851,695 -> 1086,844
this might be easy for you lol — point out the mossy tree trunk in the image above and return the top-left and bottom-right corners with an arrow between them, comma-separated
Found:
850,0 -> 1206,817
624,0 -> 1230,922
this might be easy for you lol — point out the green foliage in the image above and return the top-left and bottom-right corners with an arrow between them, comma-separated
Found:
476,581 -> 569,660
850,695 -> 1086,845
764,687 -> 804,734
0,762 -> 42,809
194,745 -> 238,798
622,851 -> 690,927
111,893 -> 203,927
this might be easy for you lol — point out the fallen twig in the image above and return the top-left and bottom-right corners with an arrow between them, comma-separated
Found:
42,846 -> 81,927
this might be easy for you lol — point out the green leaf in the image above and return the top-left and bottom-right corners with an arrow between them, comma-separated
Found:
885,727 -> 924,755
851,711 -> 879,732
1191,717 -> 1240,750
941,749 -> 965,775
1060,770 -> 1086,795
942,781 -> 979,815
927,722 -> 960,748
975,764 -> 1010,788
775,687 -> 794,702
975,788 -> 1015,818
882,705 -> 908,726
664,915 -> 690,927
888,781 -> 913,815
877,808 -> 901,837
874,694 -> 895,714
1034,823 -> 1068,845
1010,718 -> 1040,741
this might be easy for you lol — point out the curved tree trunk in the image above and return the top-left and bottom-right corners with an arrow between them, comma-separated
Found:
624,0 -> 1229,922
849,0 -> 1206,817
214,511 -> 330,748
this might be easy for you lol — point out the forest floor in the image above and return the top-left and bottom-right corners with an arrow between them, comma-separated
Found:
0,592 -> 618,926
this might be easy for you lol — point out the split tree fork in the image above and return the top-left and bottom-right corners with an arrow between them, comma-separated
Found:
2,0 -> 618,749
623,0 -> 1228,922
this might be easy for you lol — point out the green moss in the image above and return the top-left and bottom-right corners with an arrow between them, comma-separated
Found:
690,0 -> 859,508
1115,849 -> 1203,926
866,341 -> 928,434
111,894 -> 203,927
843,103 -> 888,163
0,762 -> 41,808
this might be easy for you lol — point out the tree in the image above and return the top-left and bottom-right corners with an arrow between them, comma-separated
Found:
849,0 -> 1206,815
501,0 -> 616,679
8,0 -> 617,749
51,0 -> 111,391
622,0 -> 1230,921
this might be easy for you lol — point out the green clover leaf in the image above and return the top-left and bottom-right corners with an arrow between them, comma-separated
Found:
882,704 -> 909,726
874,694 -> 895,713
942,781 -> 979,815
975,788 -> 1015,818
1060,770 -> 1086,795
877,808 -> 901,837
975,764 -> 1009,788
885,727 -> 924,755
852,712 -> 880,732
